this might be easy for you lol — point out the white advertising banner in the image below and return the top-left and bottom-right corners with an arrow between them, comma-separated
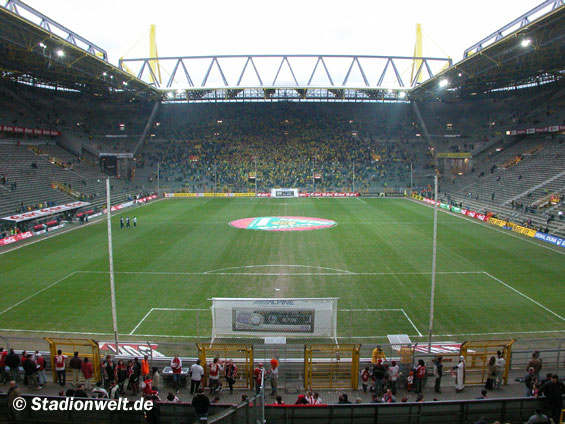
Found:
2,201 -> 90,222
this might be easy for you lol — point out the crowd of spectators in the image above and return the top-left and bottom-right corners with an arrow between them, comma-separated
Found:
1,346 -> 563,424
139,103 -> 419,192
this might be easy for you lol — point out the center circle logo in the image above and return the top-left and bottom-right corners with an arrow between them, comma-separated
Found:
230,216 -> 336,231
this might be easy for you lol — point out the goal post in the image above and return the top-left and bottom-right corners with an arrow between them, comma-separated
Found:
211,298 -> 338,340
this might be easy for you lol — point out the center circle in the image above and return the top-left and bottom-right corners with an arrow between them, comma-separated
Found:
229,216 -> 337,231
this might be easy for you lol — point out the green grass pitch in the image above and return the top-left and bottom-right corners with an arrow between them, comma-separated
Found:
0,197 -> 563,342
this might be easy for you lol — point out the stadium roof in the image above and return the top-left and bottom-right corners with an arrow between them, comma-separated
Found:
412,1 -> 565,99
0,0 -> 563,102
0,0 -> 161,99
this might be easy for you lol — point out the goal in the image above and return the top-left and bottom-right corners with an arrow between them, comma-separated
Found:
211,298 -> 338,340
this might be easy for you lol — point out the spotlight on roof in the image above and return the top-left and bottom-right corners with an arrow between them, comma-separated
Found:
56,49 -> 64,57
399,91 -> 406,99
439,79 -> 449,88
123,81 -> 128,86
38,42 -> 46,49
102,72 -> 107,76
521,38 -> 531,47
167,92 -> 174,99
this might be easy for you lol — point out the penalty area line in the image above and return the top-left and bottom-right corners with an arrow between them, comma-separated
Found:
0,271 -> 78,316
401,309 -> 423,336
130,307 -> 209,335
482,272 -> 565,322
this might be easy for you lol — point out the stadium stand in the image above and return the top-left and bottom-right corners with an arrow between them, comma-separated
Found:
136,103 -> 428,193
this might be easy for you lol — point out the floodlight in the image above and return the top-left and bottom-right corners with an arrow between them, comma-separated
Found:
38,42 -> 46,48
103,72 -> 107,76
521,38 -> 531,47
56,49 -> 64,57
123,81 -> 128,86
439,79 -> 449,88
399,91 -> 406,99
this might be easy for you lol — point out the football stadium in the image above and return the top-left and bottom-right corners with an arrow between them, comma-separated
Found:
0,0 -> 564,423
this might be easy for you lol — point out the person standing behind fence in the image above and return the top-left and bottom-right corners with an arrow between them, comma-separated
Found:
141,355 -> 150,379
372,359 -> 386,396
527,351 -> 542,381
225,359 -> 237,393
454,356 -> 465,393
82,358 -> 93,390
388,360 -> 400,395
23,354 -> 38,389
151,367 -> 161,393
70,352 -> 82,386
55,349 -> 67,387
254,363 -> 265,395
414,360 -> 426,394
190,359 -> 204,395
103,355 -> 115,389
269,358 -> 279,397
525,367 -> 537,397
433,357 -> 443,393
495,350 -> 505,389
6,349 -> 19,382
171,354 -> 182,394
35,352 -> 46,388
485,356 -> 496,390
208,357 -> 223,394
0,348 -> 7,384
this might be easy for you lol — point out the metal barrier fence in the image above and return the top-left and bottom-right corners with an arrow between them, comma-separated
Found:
0,336 -> 563,391
0,394 -> 547,424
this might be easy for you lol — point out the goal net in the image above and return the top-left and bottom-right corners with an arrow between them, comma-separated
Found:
211,298 -> 338,340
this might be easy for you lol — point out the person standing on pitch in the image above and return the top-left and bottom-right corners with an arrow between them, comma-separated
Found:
126,217 -> 130,228
133,216 -> 137,227
120,217 -> 124,229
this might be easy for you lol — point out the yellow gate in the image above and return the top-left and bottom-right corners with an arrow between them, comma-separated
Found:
44,338 -> 101,384
304,344 -> 360,390
196,343 -> 253,389
460,339 -> 515,385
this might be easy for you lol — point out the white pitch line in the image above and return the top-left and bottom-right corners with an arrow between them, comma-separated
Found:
130,308 -> 210,335
409,198 -> 565,255
129,308 -> 155,335
357,198 -> 368,205
483,272 -> 565,321
0,272 -> 77,316
152,308 -> 209,311
340,309 -> 402,312
204,264 -> 354,274
76,270 -> 483,276
401,309 -> 423,336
